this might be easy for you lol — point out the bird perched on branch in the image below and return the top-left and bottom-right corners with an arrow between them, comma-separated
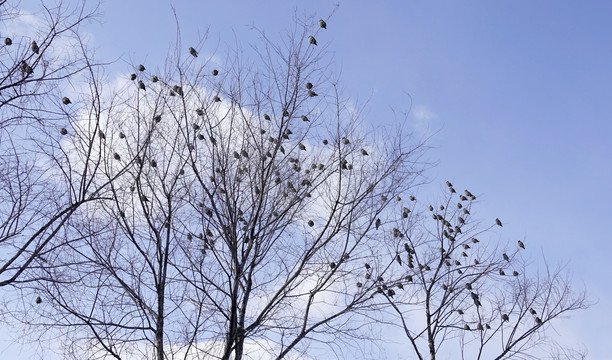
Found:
496,218 -> 503,227
138,80 -> 145,90
60,128 -> 68,135
189,47 -> 198,57
212,69 -> 219,76
308,36 -> 317,45
4,37 -> 12,45
62,97 -> 71,105
518,240 -> 525,249
305,82 -> 313,89
31,41 -> 39,54
138,64 -> 145,71
319,19 -> 327,29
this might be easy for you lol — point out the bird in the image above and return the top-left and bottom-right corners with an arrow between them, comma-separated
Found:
19,60 -> 32,74
329,262 -> 336,269
4,37 -> 12,46
375,218 -> 381,230
308,220 -> 314,227
446,180 -> 453,187
396,254 -> 402,265
429,205 -> 434,211
466,283 -> 472,290
356,282 -> 363,288
474,259 -> 479,265
457,202 -> 463,209
322,139 -> 329,145
463,208 -> 470,215
298,143 -> 306,151
364,263 -> 371,270
151,75 -> 158,82
535,317 -> 542,324
308,35 -> 317,45
212,69 -> 219,76
150,160 -> 157,168
213,95 -> 221,102
31,41 -> 39,54
503,253 -> 509,262
471,238 -> 479,243
305,82 -> 313,89
138,80 -> 146,90
458,216 -> 465,224
449,187 -> 456,193
62,97 -> 71,105
301,115 -> 309,122
342,137 -> 350,145
308,90 -> 318,97
189,47 -> 198,57
130,73 -> 137,81
477,323 -> 484,331
499,269 -> 505,276
60,128 -> 67,135
496,218 -> 503,227
241,149 -> 249,158
98,130 -> 106,140
502,314 -> 509,322
264,114 -> 271,121
464,324 -> 470,330
513,271 -> 519,276
113,153 -> 121,160
529,308 -> 537,315
233,151 -> 240,159
137,64 -> 145,71
319,19 -> 327,29
518,240 -> 525,249
35,296 -> 42,304
459,195 -> 468,201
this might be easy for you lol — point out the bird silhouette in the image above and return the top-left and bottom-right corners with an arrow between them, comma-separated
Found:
308,90 -> 318,97
513,271 -> 519,276
113,153 -> 121,160
308,220 -> 314,227
360,149 -> 369,156
446,181 -> 453,187
375,218 -> 381,230
496,218 -> 503,227
189,47 -> 198,57
529,308 -> 537,315
213,95 -> 221,102
298,143 -> 306,151
138,64 -> 145,71
130,73 -> 137,80
308,36 -> 317,45
499,269 -> 505,276
31,41 -> 39,54
518,240 -> 525,249
503,253 -> 509,262
319,19 -> 327,29
305,82 -> 313,89
301,115 -> 309,122
35,296 -> 42,304
502,314 -> 509,322
138,80 -> 145,90
342,137 -> 349,144
151,75 -> 158,82
60,128 -> 68,135
212,69 -> 219,76
4,37 -> 11,45
98,130 -> 106,140
62,97 -> 71,105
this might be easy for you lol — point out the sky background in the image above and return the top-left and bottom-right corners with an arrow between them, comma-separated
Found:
2,0 -> 611,358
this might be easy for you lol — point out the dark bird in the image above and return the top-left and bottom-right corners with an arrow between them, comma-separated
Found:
212,69 -> 219,76
329,262 -> 336,269
463,208 -> 470,215
241,149 -> 249,158
387,289 -> 395,297
466,283 -> 472,290
375,218 -> 381,230
457,202 -> 463,209
130,73 -> 137,81
301,115 -> 309,122
513,271 -> 519,276
138,64 -> 145,71
477,323 -> 484,330
31,41 -> 39,54
499,269 -> 506,276
138,80 -> 146,90
518,240 -> 525,249
496,218 -> 503,227
458,216 -> 465,224
35,296 -> 42,304
357,282 -> 363,288
535,317 -> 542,324
474,259 -> 479,265
449,187 -> 456,193
503,253 -> 509,262
4,37 -> 11,46
60,128 -> 68,135
308,220 -> 314,227
459,195 -> 468,201
98,130 -> 106,140
365,263 -> 371,270
151,75 -> 158,82
471,238 -> 479,243
323,139 -> 329,145
19,61 -> 32,74
319,19 -> 327,29
196,109 -> 204,116
446,180 -> 453,187
189,47 -> 198,57
264,114 -> 271,121
396,254 -> 402,265
305,82 -> 313,90
530,308 -> 537,315
429,205 -> 434,211
298,143 -> 306,151
464,324 -> 470,330
213,95 -> 221,102
308,90 -> 318,97
342,137 -> 350,144
502,314 -> 509,322
62,97 -> 71,105
308,35 -> 317,45
113,153 -> 121,160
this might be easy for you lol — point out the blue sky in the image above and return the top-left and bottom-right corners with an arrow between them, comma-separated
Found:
2,0 -> 611,358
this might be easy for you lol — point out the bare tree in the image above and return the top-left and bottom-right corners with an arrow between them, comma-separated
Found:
14,15 -> 429,360
0,0 -> 110,288
377,181 -> 589,360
